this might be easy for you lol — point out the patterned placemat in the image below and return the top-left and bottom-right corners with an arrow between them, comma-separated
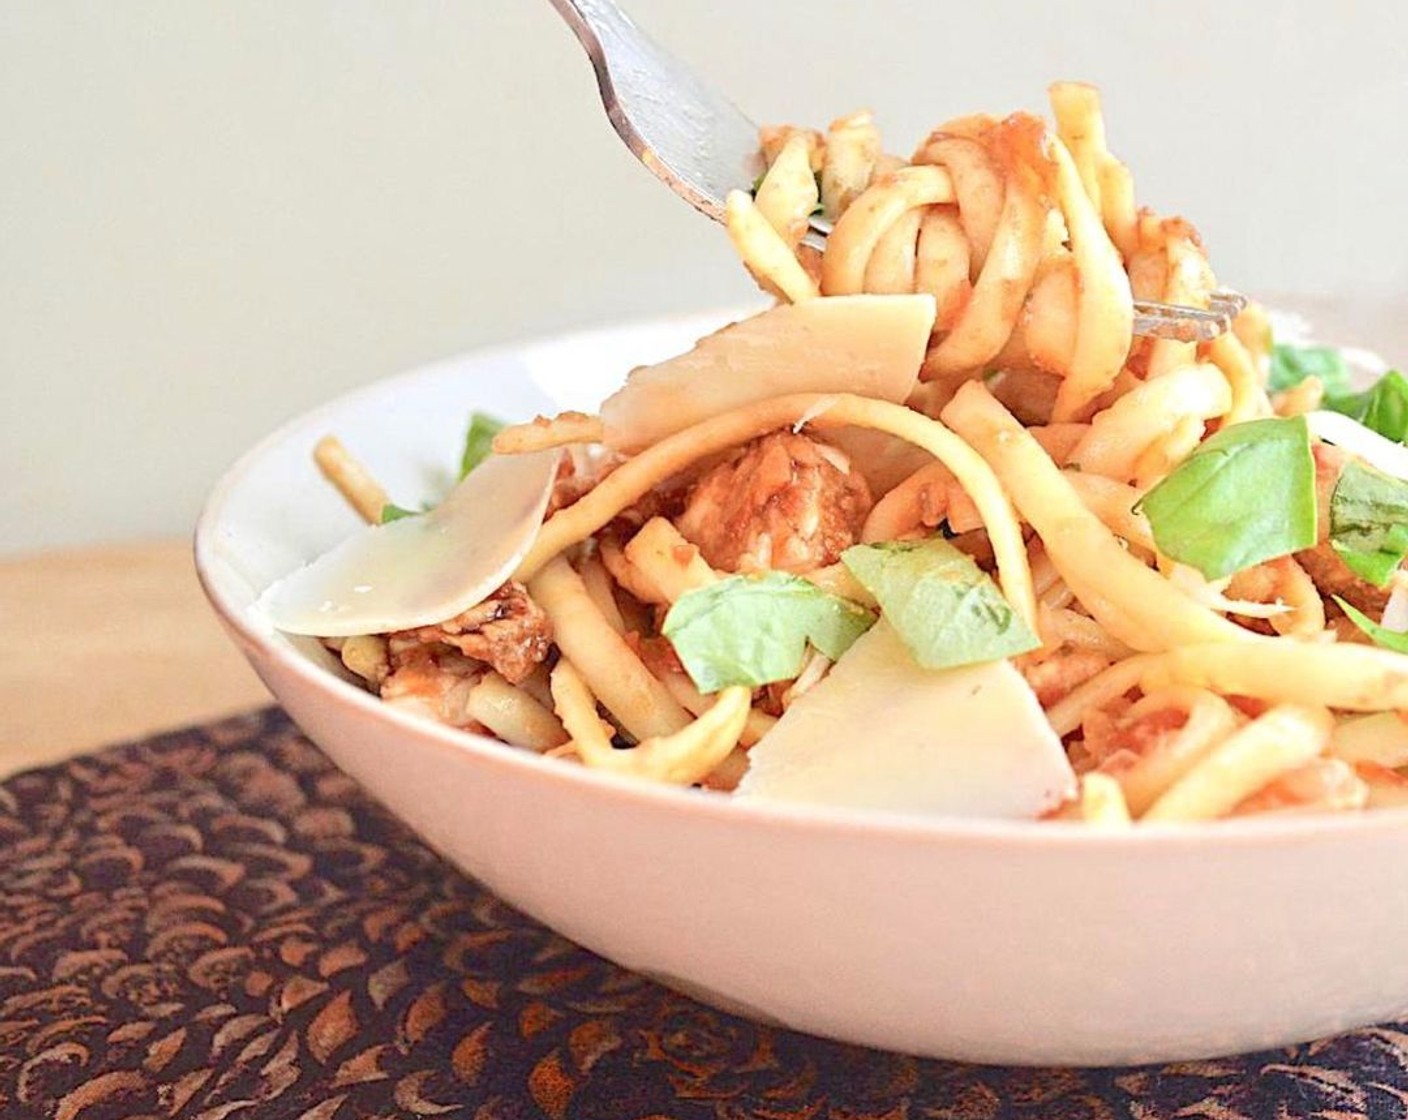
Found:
1,708 -> 1406,1119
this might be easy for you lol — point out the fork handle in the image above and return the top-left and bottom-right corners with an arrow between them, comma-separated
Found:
548,0 -> 804,234
548,0 -> 751,220
546,0 -> 657,173
549,0 -> 629,39
548,0 -> 638,100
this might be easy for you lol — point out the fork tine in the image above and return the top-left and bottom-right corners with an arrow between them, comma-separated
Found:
549,0 -> 763,222
1132,299 -> 1237,342
1133,302 -> 1227,323
1207,291 -> 1248,320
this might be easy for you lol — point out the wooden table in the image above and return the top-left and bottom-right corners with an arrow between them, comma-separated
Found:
0,539 -> 271,777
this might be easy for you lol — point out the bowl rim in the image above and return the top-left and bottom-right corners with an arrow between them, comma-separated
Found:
195,307 -> 1408,853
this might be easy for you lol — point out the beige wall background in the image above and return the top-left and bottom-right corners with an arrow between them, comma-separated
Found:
4,1 -> 1408,554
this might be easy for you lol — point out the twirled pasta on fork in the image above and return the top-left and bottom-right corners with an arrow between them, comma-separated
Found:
731,82 -> 1263,425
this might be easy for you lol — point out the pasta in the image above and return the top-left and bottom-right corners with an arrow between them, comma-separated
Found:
284,82 -> 1408,826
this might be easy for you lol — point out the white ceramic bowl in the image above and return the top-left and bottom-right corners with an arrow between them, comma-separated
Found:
197,306 -> 1408,1067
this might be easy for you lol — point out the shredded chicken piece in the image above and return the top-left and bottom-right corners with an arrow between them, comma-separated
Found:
675,432 -> 872,574
389,581 -> 552,685
380,644 -> 484,727
608,482 -> 688,538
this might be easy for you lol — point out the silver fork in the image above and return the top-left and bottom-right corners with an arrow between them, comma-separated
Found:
548,0 -> 1246,342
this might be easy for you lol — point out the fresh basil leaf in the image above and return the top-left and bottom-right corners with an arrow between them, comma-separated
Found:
841,537 -> 1040,669
1341,522 -> 1408,587
662,573 -> 875,693
460,412 -> 505,479
1335,596 -> 1408,654
1136,416 -> 1316,581
1330,457 -> 1408,586
1360,372 -> 1408,442
1269,340 -> 1408,442
1269,344 -> 1352,396
380,502 -> 419,523
1325,370 -> 1408,444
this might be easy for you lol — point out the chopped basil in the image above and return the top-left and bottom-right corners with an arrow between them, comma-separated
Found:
1324,369 -> 1408,445
840,538 -> 1040,669
662,573 -> 875,693
1335,597 -> 1408,654
1136,416 -> 1317,581
380,502 -> 419,523
460,412 -> 505,479
1269,341 -> 1408,444
1330,458 -> 1408,586
1268,344 -> 1353,396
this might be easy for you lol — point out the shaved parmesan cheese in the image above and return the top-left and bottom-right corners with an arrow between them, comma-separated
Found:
600,295 -> 936,453
736,621 -> 1075,819
1308,410 -> 1408,481
259,449 -> 559,636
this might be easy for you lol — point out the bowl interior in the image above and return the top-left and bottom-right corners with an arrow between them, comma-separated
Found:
194,299 -> 1408,1065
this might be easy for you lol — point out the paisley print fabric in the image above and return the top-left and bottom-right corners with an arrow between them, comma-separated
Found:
0,707 -> 1404,1119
